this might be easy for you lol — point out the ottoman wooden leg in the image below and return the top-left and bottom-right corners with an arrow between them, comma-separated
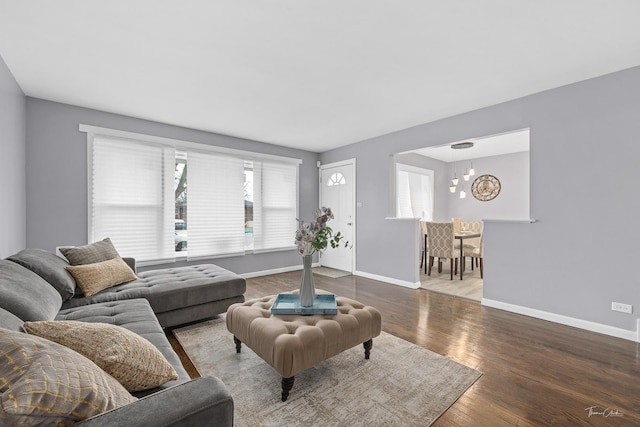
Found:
233,336 -> 242,353
281,376 -> 295,402
363,339 -> 373,359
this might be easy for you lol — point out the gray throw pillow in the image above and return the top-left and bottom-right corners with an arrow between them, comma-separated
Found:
7,248 -> 76,302
0,260 -> 62,321
59,237 -> 120,265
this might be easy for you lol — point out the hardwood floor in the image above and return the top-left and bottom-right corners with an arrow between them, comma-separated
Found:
169,271 -> 640,426
419,258 -> 483,302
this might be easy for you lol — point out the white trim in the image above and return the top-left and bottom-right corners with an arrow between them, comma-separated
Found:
319,158 -> 357,273
482,298 -> 639,342
354,270 -> 421,290
240,262 -> 320,279
482,219 -> 536,223
251,246 -> 297,255
385,217 -> 419,221
79,124 -> 302,164
319,158 -> 356,169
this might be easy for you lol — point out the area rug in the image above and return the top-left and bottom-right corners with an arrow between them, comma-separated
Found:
173,317 -> 482,427
312,266 -> 351,278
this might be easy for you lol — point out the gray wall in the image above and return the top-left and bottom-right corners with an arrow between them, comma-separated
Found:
321,65 -> 640,334
25,98 -> 320,274
0,55 -> 26,258
446,151 -> 530,221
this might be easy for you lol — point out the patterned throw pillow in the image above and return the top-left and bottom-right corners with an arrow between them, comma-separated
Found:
65,257 -> 137,297
59,237 -> 120,265
24,320 -> 179,392
0,328 -> 136,426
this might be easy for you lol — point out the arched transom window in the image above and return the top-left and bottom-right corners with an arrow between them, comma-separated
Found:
327,172 -> 346,186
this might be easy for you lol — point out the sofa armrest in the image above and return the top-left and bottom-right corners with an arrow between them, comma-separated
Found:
77,377 -> 233,427
122,257 -> 136,273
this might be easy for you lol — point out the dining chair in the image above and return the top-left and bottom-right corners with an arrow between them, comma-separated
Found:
463,232 -> 484,278
461,220 -> 483,275
452,217 -> 462,234
420,220 -> 428,272
425,222 -> 458,280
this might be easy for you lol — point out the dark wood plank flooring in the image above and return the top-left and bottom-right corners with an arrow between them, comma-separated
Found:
169,271 -> 640,426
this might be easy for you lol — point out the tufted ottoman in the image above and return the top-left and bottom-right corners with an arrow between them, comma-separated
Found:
226,291 -> 382,401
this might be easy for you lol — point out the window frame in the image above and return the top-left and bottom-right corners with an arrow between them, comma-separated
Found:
81,124 -> 301,265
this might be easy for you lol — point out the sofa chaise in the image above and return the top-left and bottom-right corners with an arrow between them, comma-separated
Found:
0,245 -> 246,426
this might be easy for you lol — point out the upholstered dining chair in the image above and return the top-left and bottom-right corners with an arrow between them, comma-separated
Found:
452,217 -> 462,234
425,222 -> 458,280
463,232 -> 484,278
461,220 -> 483,276
420,220 -> 428,272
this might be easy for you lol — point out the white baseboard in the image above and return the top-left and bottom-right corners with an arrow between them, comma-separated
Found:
482,298 -> 639,342
240,262 -> 320,279
354,270 -> 421,289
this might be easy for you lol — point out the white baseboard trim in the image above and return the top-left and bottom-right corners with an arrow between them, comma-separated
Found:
240,262 -> 321,279
482,298 -> 639,342
354,270 -> 421,289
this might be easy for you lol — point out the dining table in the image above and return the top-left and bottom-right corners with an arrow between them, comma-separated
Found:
455,232 -> 481,280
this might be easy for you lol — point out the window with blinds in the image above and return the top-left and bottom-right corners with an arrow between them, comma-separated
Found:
186,150 -> 246,259
252,160 -> 298,251
90,136 -> 176,263
85,126 -> 300,264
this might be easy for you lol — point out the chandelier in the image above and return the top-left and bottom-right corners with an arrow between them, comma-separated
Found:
449,142 -> 475,198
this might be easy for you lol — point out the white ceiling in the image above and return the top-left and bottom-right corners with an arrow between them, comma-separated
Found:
1,1 -> 640,153
409,129 -> 530,162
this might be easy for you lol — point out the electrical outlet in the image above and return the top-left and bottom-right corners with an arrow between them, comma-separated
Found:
611,302 -> 633,314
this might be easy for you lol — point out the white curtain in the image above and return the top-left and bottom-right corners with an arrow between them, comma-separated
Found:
253,160 -> 298,251
396,165 -> 434,220
186,150 -> 246,259
91,136 -> 175,263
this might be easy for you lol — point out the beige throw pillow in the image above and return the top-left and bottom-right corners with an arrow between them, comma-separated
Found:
59,237 -> 120,265
24,320 -> 179,392
65,257 -> 137,296
0,327 -> 136,426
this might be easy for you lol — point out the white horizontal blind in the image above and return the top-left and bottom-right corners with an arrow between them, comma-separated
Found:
91,136 -> 175,262
253,160 -> 298,251
186,150 -> 246,259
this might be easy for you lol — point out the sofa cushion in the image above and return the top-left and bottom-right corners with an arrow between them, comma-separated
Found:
0,306 -> 24,331
0,327 -> 137,426
0,260 -> 62,321
7,248 -> 77,302
65,257 -> 138,297
59,237 -> 120,265
61,264 -> 246,316
24,320 -> 178,392
55,299 -> 190,396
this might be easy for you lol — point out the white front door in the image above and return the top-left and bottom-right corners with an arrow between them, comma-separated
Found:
319,160 -> 355,272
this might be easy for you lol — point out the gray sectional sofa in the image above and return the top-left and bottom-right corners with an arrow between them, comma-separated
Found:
0,247 -> 247,426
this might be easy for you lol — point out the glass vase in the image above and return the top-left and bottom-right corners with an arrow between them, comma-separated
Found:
299,255 -> 315,307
